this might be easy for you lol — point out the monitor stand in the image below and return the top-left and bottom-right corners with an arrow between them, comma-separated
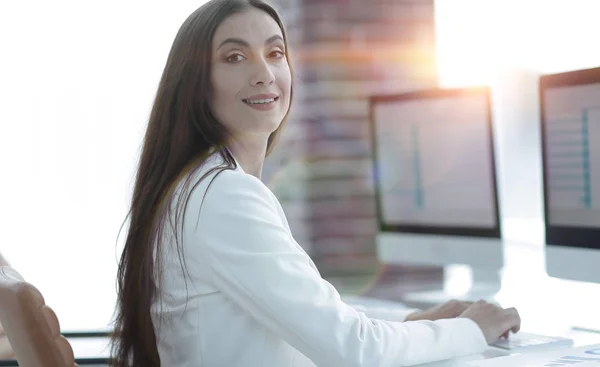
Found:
401,266 -> 502,309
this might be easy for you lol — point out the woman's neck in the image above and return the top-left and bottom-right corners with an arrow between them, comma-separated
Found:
226,137 -> 268,179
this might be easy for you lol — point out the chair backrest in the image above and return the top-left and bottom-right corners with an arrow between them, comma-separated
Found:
0,266 -> 78,367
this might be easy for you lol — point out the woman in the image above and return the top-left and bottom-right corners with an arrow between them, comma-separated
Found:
111,0 -> 521,366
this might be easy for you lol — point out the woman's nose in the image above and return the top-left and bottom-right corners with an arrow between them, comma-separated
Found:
250,59 -> 275,86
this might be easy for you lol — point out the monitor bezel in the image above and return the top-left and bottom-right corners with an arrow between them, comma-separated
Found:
540,66 -> 600,250
368,86 -> 502,239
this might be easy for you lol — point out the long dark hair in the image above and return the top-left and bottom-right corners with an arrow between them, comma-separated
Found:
111,1 -> 293,365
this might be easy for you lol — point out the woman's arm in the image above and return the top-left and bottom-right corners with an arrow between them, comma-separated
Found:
183,170 -> 487,367
352,300 -> 476,323
348,303 -> 420,322
0,253 -> 15,359
0,331 -> 14,360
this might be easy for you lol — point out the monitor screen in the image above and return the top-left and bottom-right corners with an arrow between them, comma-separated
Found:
541,67 -> 600,250
370,87 -> 500,238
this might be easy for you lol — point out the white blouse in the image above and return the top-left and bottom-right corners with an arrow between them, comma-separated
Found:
151,152 -> 487,367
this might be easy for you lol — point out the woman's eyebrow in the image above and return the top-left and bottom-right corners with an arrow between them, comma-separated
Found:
217,34 -> 283,51
265,34 -> 284,45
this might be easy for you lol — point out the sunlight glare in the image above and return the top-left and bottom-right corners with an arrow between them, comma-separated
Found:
435,0 -> 600,87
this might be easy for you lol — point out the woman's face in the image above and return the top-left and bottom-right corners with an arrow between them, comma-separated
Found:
210,8 -> 291,140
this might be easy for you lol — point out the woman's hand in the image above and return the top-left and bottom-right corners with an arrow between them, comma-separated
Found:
459,300 -> 521,343
405,300 -> 472,322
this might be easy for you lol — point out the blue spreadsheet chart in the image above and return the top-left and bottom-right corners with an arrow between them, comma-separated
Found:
372,94 -> 497,229
544,83 -> 600,228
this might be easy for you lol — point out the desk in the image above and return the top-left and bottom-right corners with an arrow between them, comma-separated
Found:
417,328 -> 600,367
0,333 -> 111,366
336,238 -> 600,366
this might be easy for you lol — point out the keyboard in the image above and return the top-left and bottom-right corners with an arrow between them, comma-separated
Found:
489,332 -> 574,352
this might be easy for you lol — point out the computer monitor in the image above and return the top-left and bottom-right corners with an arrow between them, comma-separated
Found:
369,87 -> 504,303
541,66 -> 600,285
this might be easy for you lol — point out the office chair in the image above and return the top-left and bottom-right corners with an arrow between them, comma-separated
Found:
0,266 -> 78,367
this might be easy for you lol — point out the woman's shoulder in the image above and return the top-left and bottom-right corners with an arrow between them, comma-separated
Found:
185,153 -> 271,203
177,155 -> 279,229
204,168 -> 270,203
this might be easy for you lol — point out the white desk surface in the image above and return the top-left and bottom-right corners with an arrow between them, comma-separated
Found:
350,237 -> 600,366
416,328 -> 600,367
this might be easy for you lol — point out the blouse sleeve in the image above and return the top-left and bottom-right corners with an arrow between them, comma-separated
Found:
183,170 -> 487,367
349,303 -> 419,323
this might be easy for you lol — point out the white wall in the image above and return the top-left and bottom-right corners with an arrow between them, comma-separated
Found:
435,0 -> 600,226
435,0 -> 600,87
0,1 -> 208,331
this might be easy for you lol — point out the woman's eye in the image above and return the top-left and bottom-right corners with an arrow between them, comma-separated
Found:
269,51 -> 285,59
226,54 -> 245,63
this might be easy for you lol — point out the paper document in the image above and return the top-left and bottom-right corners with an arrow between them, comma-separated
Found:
467,344 -> 600,367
